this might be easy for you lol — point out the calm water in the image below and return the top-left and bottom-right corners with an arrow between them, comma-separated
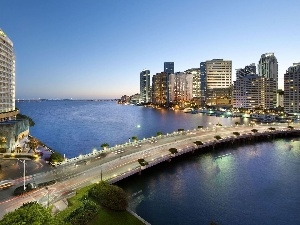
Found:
16,100 -> 300,225
16,100 -> 243,158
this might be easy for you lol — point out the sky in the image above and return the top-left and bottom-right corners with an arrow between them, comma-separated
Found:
1,0 -> 300,99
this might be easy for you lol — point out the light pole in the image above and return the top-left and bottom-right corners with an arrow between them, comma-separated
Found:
45,187 -> 49,208
17,159 -> 26,191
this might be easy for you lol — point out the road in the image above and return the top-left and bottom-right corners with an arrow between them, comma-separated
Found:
0,123 -> 297,218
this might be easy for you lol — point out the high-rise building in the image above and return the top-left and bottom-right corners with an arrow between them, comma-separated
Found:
205,59 -> 232,106
258,53 -> 278,83
0,29 -> 17,120
0,28 -> 29,153
284,63 -> 300,113
236,63 -> 256,79
164,62 -> 174,74
164,62 -> 174,104
185,68 -> 200,99
152,72 -> 168,105
169,72 -> 193,105
200,62 -> 206,103
140,69 -> 151,103
258,53 -> 278,107
233,74 -> 276,109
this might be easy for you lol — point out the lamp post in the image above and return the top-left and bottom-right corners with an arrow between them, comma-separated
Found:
17,159 -> 26,191
45,187 -> 49,208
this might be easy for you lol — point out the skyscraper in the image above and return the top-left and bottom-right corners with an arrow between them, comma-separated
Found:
200,62 -> 206,104
140,69 -> 151,103
152,72 -> 168,105
164,62 -> 174,74
205,59 -> 232,106
163,62 -> 174,104
0,29 -> 17,120
0,28 -> 29,153
284,63 -> 300,113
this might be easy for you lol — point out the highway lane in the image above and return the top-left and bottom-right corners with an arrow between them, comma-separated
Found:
0,123 -> 297,218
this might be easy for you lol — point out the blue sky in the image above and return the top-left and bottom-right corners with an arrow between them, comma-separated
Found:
1,0 -> 299,99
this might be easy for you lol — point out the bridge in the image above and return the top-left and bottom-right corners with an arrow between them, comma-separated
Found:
0,123 -> 299,218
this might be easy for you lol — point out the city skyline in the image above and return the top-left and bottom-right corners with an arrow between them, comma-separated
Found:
1,0 -> 299,99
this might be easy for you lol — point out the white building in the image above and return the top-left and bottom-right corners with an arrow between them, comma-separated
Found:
284,63 -> 300,113
0,28 -> 18,121
233,74 -> 276,109
169,72 -> 193,104
185,68 -> 200,99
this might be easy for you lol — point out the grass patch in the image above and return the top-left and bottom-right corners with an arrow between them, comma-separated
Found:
55,184 -> 144,225
88,207 -> 144,225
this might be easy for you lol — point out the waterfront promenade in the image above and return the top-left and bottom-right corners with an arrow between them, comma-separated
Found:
0,123 -> 299,219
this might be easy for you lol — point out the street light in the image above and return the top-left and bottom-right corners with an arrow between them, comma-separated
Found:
17,159 -> 26,191
45,187 -> 49,208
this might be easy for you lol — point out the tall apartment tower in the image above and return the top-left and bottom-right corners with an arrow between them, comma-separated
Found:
164,62 -> 174,104
200,62 -> 206,104
152,72 -> 168,105
284,63 -> 300,113
206,59 -> 232,106
258,53 -> 278,107
164,62 -> 174,74
169,72 -> 193,105
0,29 -> 29,153
0,29 -> 18,121
233,75 -> 276,109
140,69 -> 151,103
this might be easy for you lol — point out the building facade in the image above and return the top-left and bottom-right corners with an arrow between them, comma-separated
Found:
258,53 -> 278,106
152,72 -> 168,105
0,29 -> 18,121
284,63 -> 300,113
236,63 -> 256,79
140,69 -> 151,103
169,72 -> 193,105
0,29 -> 29,153
233,74 -> 276,109
200,62 -> 206,101
205,59 -> 232,106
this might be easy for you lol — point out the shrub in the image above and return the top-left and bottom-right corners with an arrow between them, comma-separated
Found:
137,158 -> 148,166
49,152 -> 64,164
194,141 -> 203,146
268,127 -> 276,131
65,199 -> 99,225
251,129 -> 258,133
88,181 -> 128,211
197,126 -> 203,129
156,131 -> 163,136
287,126 -> 294,130
169,148 -> 178,154
233,132 -> 240,136
214,135 -> 222,140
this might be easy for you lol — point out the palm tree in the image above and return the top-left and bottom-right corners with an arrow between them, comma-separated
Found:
100,143 -> 109,150
132,136 -> 138,142
156,131 -> 162,136
251,129 -> 258,133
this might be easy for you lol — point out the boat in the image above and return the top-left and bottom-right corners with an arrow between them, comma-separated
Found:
183,108 -> 194,113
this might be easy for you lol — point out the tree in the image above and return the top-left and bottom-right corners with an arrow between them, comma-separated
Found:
194,141 -> 203,146
178,128 -> 184,132
268,127 -> 276,131
132,136 -> 138,142
27,137 -> 39,153
100,143 -> 109,150
137,158 -> 148,166
49,152 -> 64,164
251,129 -> 258,133
287,126 -> 294,130
0,201 -> 65,225
88,181 -> 128,211
156,131 -> 163,136
197,126 -> 203,129
233,132 -> 240,136
169,148 -> 178,154
235,122 -> 240,126
214,135 -> 222,140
